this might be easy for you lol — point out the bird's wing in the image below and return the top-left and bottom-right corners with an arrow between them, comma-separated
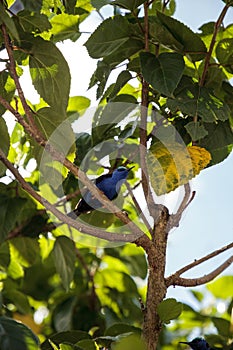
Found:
95,172 -> 113,185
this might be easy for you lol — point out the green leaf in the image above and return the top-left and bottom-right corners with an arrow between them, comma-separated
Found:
113,334 -> 145,350
10,237 -> 40,266
76,339 -> 97,350
0,316 -> 39,350
41,331 -> 91,350
17,10 -> 51,33
21,0 -> 42,12
167,77 -> 230,122
85,16 -> 134,59
212,317 -> 231,338
0,3 -> 20,42
105,323 -> 141,336
140,52 -> 184,97
4,289 -> 31,314
0,118 -> 10,176
156,11 -> 207,61
200,120 -> 233,165
216,38 -> 233,74
0,197 -> 28,243
53,236 -> 76,290
157,298 -> 183,323
74,132 -> 92,166
184,121 -> 208,141
0,242 -> 10,269
0,71 -> 16,116
50,14 -> 81,42
91,0 -> 110,10
67,96 -> 91,119
111,0 -> 146,10
35,107 -> 75,153
108,70 -> 132,99
29,37 -> 71,112
207,275 -> 233,298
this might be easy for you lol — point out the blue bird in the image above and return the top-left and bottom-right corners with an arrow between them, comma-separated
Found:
68,166 -> 134,218
180,338 -> 213,350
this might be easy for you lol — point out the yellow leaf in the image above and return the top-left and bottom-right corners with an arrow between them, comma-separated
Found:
148,142 -> 211,195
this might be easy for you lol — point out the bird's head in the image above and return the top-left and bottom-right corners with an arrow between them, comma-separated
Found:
180,338 -> 210,350
112,166 -> 134,180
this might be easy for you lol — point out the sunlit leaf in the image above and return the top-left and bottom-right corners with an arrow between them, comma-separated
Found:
50,14 -> 80,42
29,37 -> 71,112
148,142 -> 211,195
157,298 -> 183,323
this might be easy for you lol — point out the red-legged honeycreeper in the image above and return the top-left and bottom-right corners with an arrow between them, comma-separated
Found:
180,338 -> 214,350
68,166 -> 134,218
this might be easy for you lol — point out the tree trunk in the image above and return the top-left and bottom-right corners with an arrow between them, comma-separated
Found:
142,205 -> 169,350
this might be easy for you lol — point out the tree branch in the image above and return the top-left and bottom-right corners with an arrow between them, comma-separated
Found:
166,242 -> 233,287
0,148 -> 148,244
168,183 -> 196,230
167,255 -> 233,287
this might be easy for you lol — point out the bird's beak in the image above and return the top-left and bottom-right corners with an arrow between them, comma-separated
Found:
127,166 -> 135,172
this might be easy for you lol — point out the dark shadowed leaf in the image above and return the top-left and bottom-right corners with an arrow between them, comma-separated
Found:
156,11 -> 207,61
140,52 -> 184,96
0,118 -> 10,176
0,316 -> 39,350
41,330 -> 91,350
185,121 -> 208,141
85,16 -> 135,58
0,197 -> 28,243
0,3 -> 20,41
53,236 -> 76,290
111,0 -> 146,10
17,10 -> 51,33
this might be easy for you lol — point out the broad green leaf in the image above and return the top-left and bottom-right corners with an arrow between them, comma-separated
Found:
0,197 -> 28,242
207,275 -> 233,298
140,52 -> 184,97
74,132 -> 92,166
29,37 -> 71,112
156,11 -> 207,61
157,298 -> 183,323
41,331 -> 91,350
91,0 -> 110,10
167,77 -> 230,122
148,142 -> 211,195
35,107 -> 75,153
0,316 -> 39,350
50,14 -> 81,42
53,236 -> 76,290
4,289 -> 31,314
67,96 -> 91,119
76,339 -> 97,350
200,120 -> 233,166
17,10 -> 51,33
108,70 -> 132,99
212,317 -> 231,338
113,334 -> 145,350
21,0 -> 42,12
10,237 -> 40,267
0,3 -> 20,41
0,118 -> 10,176
149,0 -> 176,16
0,241 -> 10,269
85,16 -> 134,58
105,323 -> 141,336
111,0 -> 146,10
184,121 -> 208,141
216,38 -> 233,74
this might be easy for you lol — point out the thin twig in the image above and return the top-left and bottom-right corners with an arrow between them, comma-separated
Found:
166,241 -> 233,287
125,181 -> 153,235
168,183 -> 196,230
199,3 -> 230,86
167,255 -> 233,287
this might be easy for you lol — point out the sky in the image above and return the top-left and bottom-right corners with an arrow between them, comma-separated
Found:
3,0 -> 233,309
